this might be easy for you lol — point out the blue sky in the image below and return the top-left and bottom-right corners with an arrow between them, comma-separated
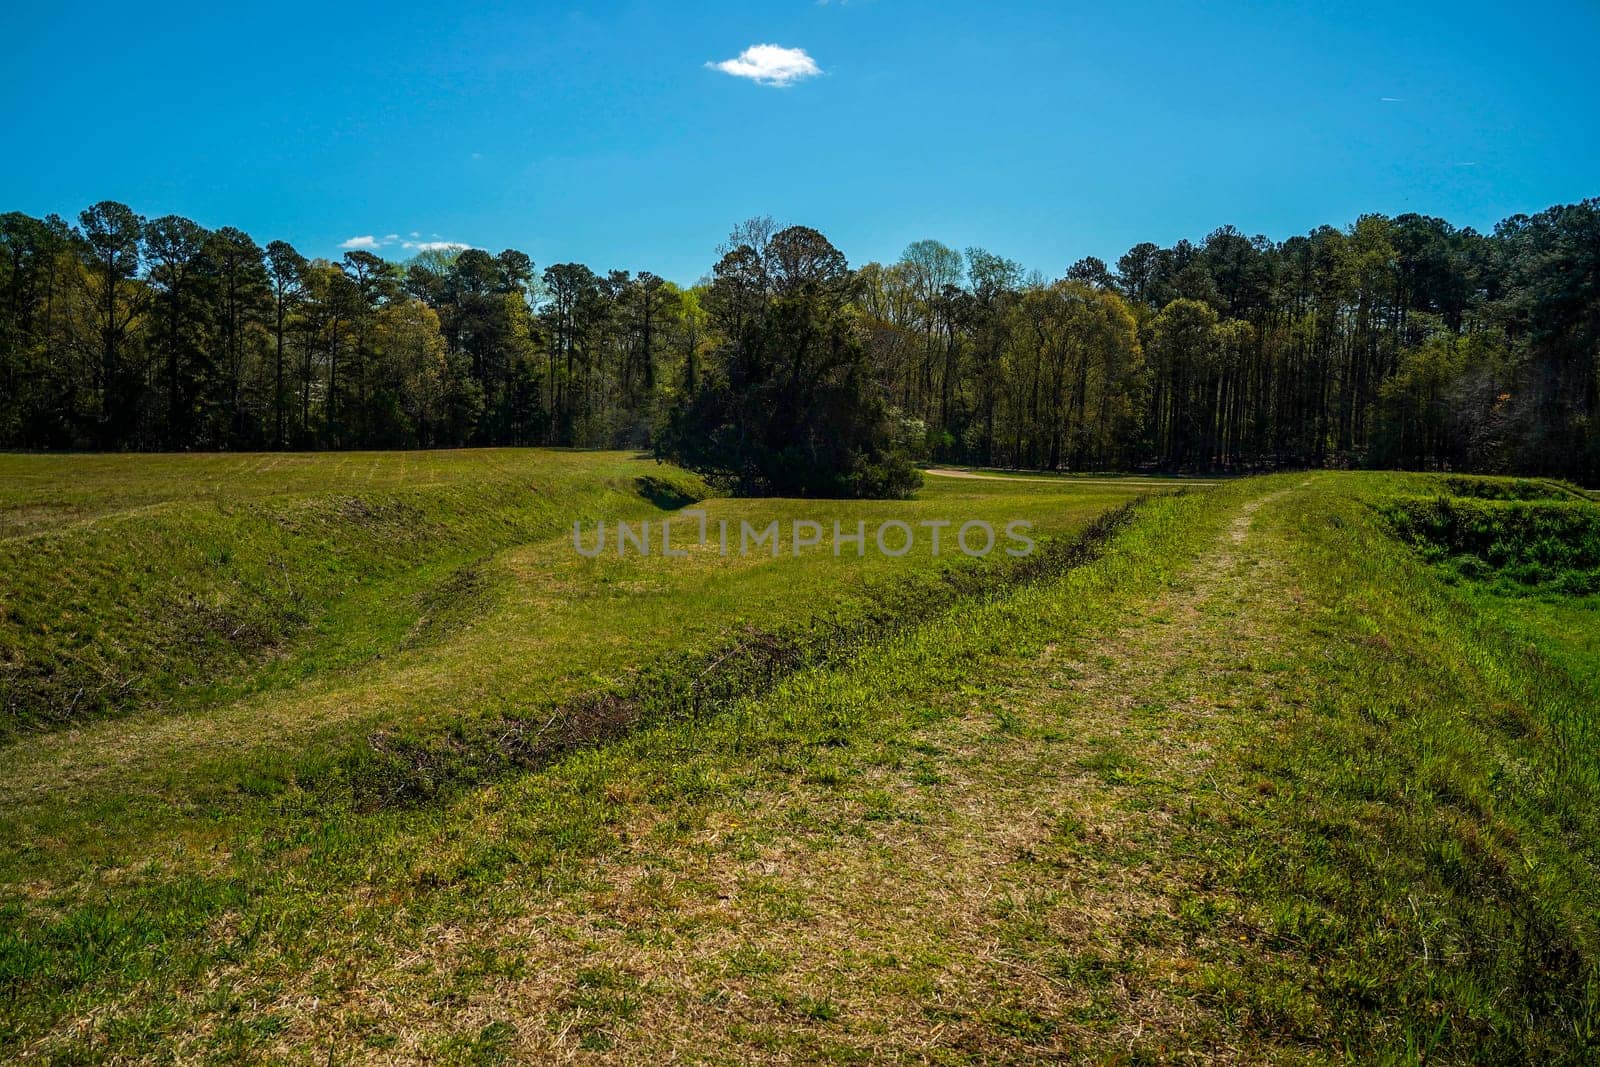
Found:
3,1 -> 1597,284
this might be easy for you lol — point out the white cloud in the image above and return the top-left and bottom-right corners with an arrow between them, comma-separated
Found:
339,233 -> 473,255
1380,96 -> 1404,103
402,240 -> 472,253
707,44 -> 821,87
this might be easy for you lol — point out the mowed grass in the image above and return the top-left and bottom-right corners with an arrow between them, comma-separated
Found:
0,450 -> 1158,881
0,450 -> 713,735
4,460 -> 1599,1062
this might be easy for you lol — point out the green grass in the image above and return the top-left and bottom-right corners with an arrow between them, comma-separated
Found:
3,457 -> 1598,1062
0,449 -> 1159,879
0,450 -> 712,735
1440,474 -> 1590,501
1211,474 -> 1600,1061
0,457 -> 1202,1060
1382,490 -> 1600,593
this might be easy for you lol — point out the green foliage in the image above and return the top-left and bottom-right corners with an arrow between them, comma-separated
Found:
9,199 -> 1597,482
1442,475 -> 1580,500
658,225 -> 922,498
1383,493 -> 1600,592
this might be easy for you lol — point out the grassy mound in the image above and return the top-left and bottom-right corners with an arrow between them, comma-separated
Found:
3,473 -> 1600,1060
1441,475 -> 1580,501
340,500 -> 1143,809
0,461 -> 1158,884
1382,494 -> 1600,593
1229,475 -> 1600,1060
0,451 -> 708,737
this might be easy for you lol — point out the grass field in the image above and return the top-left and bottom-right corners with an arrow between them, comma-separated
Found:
2,452 -> 1598,1062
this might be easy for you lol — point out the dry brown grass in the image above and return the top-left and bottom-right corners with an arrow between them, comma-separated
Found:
198,486 -> 1318,1064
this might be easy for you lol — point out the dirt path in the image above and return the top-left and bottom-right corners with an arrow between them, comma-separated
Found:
925,467 -> 1223,487
219,484 -> 1304,1063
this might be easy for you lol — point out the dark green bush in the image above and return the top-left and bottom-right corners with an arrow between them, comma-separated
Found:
1384,495 -> 1600,592
1442,476 -> 1576,501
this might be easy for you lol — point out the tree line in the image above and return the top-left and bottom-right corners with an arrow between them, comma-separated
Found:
2,198 -> 1596,488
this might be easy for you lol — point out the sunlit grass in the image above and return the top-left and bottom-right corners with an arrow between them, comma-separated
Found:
3,459 -> 1597,1061
0,448 -> 1163,880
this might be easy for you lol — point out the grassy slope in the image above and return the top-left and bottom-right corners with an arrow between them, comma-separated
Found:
0,450 -> 712,736
0,455 -> 1148,887
4,468 -> 1599,1061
